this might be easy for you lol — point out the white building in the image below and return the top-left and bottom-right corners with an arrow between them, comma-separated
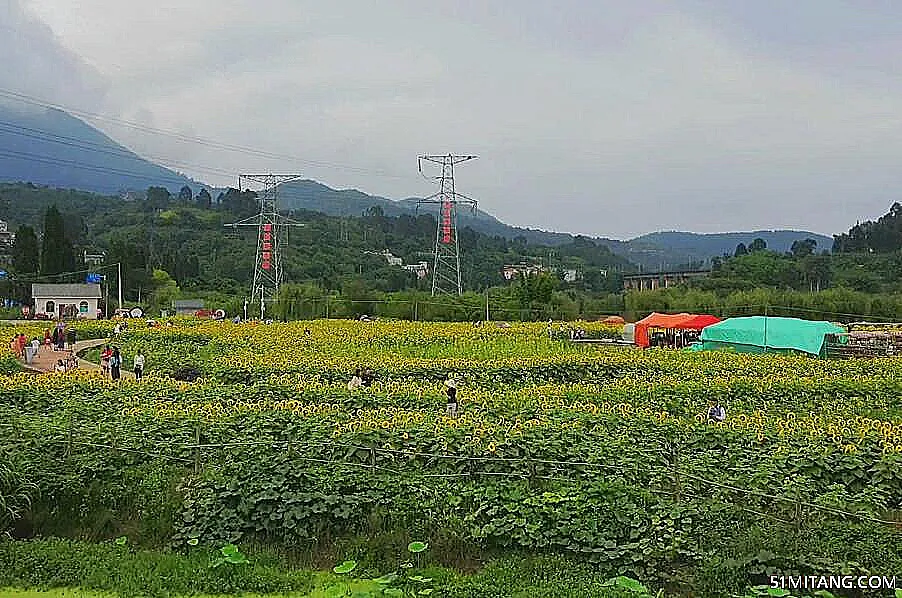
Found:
502,263 -> 550,281
562,269 -> 582,283
0,220 -> 15,252
32,283 -> 102,320
402,261 -> 429,279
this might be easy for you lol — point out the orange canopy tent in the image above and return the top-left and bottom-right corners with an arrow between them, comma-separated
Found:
634,312 -> 721,348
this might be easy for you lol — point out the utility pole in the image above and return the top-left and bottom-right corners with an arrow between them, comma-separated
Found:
117,262 -> 123,310
225,174 -> 305,313
416,154 -> 477,296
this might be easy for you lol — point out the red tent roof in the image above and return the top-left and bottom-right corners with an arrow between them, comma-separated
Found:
681,314 -> 721,329
634,312 -> 721,347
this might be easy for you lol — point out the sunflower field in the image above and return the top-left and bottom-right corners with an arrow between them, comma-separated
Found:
3,318 -> 902,596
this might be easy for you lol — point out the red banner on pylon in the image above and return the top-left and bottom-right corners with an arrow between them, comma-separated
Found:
441,201 -> 452,243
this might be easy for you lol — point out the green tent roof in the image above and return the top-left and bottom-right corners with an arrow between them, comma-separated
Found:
699,316 -> 845,356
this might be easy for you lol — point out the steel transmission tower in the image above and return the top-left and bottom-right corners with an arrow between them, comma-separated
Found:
416,154 -> 477,296
225,174 -> 304,317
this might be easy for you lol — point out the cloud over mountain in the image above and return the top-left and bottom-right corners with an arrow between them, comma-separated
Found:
0,0 -> 108,112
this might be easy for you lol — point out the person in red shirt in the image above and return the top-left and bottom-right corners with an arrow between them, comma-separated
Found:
100,345 -> 112,377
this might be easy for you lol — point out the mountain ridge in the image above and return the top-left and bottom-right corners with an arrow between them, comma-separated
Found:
0,105 -> 833,270
0,103 -> 199,195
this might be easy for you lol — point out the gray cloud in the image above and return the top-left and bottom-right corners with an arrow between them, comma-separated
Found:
0,0 -> 108,112
13,0 -> 902,238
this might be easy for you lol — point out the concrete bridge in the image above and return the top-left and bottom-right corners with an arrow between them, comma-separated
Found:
622,270 -> 711,291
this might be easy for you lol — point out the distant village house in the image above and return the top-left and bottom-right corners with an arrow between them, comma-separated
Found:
172,299 -> 205,316
402,261 -> 429,279
502,263 -> 550,281
32,283 -> 101,320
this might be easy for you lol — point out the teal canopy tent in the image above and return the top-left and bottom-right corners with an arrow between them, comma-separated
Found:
698,316 -> 845,357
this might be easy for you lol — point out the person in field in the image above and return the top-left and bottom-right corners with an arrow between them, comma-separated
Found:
347,368 -> 363,390
133,351 -> 146,381
361,368 -> 375,387
101,345 -> 112,377
707,400 -> 726,423
110,347 -> 122,381
445,376 -> 458,418
55,359 -> 66,373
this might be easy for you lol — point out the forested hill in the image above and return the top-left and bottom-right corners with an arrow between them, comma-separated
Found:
0,103 -> 200,195
629,230 -> 834,267
0,183 -> 633,303
833,202 -> 902,253
276,180 -> 833,269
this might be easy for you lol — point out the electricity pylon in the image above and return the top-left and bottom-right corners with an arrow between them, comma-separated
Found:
416,154 -> 477,296
224,174 -> 304,318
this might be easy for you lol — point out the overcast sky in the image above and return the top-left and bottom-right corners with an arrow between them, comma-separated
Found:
4,0 -> 902,239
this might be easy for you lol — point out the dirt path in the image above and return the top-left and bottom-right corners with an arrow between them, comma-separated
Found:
25,338 -> 135,379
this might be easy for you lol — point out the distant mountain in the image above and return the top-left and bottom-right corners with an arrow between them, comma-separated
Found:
278,180 -> 831,269
281,179 -> 596,242
0,102 -> 199,195
628,230 -> 834,268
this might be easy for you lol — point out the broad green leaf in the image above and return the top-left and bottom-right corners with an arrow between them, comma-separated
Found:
372,573 -> 399,585
186,538 -> 199,546
604,576 -> 648,593
324,584 -> 348,598
333,559 -> 358,574
407,541 -> 428,553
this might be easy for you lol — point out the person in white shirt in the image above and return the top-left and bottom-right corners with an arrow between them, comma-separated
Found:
134,352 -> 146,381
347,368 -> 363,390
707,401 -> 726,423
445,376 -> 458,418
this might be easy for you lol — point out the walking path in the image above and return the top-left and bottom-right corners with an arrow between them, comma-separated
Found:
24,338 -> 135,379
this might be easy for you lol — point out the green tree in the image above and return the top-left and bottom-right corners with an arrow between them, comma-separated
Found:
790,238 -> 817,258
197,188 -> 212,209
11,225 -> 39,274
146,186 -> 171,210
514,272 -> 557,318
40,205 -> 76,275
748,238 -> 767,253
149,269 -> 180,313
178,185 -> 193,202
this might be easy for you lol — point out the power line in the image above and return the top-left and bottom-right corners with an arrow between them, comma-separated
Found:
0,120 -> 235,180
0,87 -> 414,180
0,148 -> 202,187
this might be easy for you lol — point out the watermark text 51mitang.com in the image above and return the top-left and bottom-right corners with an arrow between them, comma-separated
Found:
770,575 -> 898,592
